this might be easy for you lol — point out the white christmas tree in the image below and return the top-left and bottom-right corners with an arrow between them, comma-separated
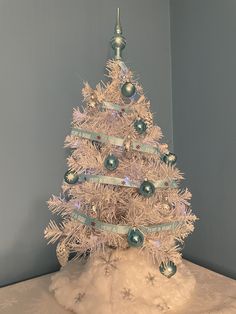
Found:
45,9 -> 197,314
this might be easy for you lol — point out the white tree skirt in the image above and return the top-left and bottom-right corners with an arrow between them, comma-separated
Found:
49,248 -> 196,314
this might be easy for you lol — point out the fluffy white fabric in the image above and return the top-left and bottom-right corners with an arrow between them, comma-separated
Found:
50,248 -> 196,314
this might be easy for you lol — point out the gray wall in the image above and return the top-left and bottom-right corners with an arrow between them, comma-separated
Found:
0,0 -> 173,286
170,0 -> 236,278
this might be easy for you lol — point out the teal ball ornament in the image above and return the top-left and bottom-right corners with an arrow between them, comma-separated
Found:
162,152 -> 177,166
134,119 -> 147,134
64,170 -> 79,184
121,82 -> 136,98
104,154 -> 119,171
127,228 -> 144,247
159,261 -> 177,278
139,180 -> 155,198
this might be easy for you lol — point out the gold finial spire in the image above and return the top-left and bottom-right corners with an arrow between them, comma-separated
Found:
111,8 -> 126,60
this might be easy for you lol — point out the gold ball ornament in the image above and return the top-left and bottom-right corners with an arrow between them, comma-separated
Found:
87,100 -> 96,108
162,202 -> 171,211
91,204 -> 96,211
159,196 -> 173,216
123,135 -> 132,151
89,204 -> 97,218
56,241 -> 69,267
159,201 -> 173,218
87,93 -> 97,109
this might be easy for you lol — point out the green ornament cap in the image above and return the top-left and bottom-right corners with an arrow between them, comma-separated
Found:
162,152 -> 177,166
64,170 -> 79,184
104,154 -> 119,171
139,180 -> 155,198
127,228 -> 144,247
134,119 -> 147,134
159,261 -> 177,278
121,82 -> 136,98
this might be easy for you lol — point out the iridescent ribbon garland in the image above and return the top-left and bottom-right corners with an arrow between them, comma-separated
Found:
101,101 -> 133,113
71,62 -> 180,236
70,174 -> 181,235
69,174 -> 180,235
71,128 -> 159,155
76,174 -> 178,189
71,210 -> 184,234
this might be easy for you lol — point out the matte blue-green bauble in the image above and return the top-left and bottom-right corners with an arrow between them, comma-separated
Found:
127,228 -> 144,247
159,261 -> 177,278
162,152 -> 177,166
64,170 -> 79,184
134,119 -> 147,134
104,154 -> 119,171
121,82 -> 136,98
139,180 -> 155,198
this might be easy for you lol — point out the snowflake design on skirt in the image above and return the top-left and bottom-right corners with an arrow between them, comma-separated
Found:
121,288 -> 134,301
98,251 -> 119,276
75,292 -> 85,304
146,272 -> 156,286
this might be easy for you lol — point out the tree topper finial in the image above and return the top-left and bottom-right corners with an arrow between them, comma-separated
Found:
111,8 -> 126,60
